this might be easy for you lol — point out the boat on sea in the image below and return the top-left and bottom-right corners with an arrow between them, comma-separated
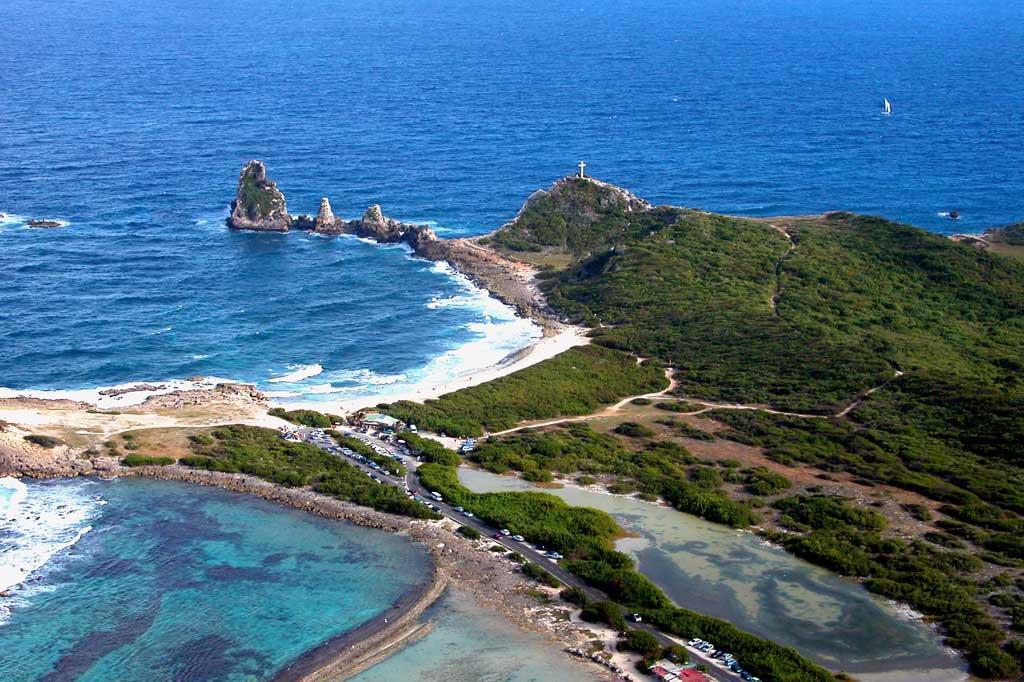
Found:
882,98 -> 892,115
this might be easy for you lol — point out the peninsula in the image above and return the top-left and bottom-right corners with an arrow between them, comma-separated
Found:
5,167 -> 1024,682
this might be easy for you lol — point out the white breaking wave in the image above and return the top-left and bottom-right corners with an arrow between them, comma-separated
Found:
276,252 -> 542,405
325,368 -> 409,386
0,478 -> 103,623
264,390 -> 302,399
0,213 -> 27,226
267,364 -> 324,384
0,375 -> 240,410
426,294 -> 476,310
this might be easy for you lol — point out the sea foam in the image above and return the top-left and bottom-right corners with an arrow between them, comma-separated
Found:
267,364 -> 324,384
0,478 -> 102,620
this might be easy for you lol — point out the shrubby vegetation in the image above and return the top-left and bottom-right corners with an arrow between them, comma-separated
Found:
457,525 -> 481,540
400,432 -> 462,466
521,561 -> 561,588
420,182 -> 1024,675
614,422 -> 655,438
180,425 -> 438,519
24,434 -> 63,449
763,495 -> 1016,677
381,346 -> 667,437
987,222 -> 1024,246
415,459 -> 832,681
471,424 -> 757,527
619,628 -> 661,657
121,454 -> 175,467
268,408 -> 333,428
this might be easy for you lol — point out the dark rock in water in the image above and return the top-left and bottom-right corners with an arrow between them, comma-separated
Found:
313,197 -> 342,233
26,219 -> 64,228
948,211 -> 960,220
342,204 -> 438,249
226,160 -> 291,232
291,214 -> 316,230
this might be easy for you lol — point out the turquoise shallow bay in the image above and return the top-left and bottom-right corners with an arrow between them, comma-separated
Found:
0,478 -> 430,681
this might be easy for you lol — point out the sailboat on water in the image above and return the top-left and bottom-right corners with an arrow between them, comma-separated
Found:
882,98 -> 892,115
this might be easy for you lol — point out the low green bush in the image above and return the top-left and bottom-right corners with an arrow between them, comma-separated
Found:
268,407 -> 332,428
614,422 -> 655,438
522,562 -> 561,588
457,525 -> 481,540
24,434 -> 63,449
121,455 -> 175,467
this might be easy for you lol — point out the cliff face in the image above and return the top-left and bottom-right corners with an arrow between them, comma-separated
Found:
226,160 -> 291,232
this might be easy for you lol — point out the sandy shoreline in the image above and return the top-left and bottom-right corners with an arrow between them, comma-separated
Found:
290,322 -> 589,414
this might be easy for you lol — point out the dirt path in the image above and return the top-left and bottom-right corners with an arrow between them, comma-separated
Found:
835,370 -> 905,417
488,366 -> 906,439
488,369 -> 678,437
768,223 -> 796,315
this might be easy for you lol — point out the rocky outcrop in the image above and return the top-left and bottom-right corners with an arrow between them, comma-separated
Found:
227,160 -> 291,232
137,382 -> 267,410
313,197 -> 342,233
336,203 -> 438,250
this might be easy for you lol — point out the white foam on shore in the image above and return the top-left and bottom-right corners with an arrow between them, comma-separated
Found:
0,477 -> 102,622
0,231 -> 545,415
0,375 -> 239,410
267,364 -> 323,384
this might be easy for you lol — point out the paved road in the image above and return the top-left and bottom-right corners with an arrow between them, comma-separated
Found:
295,426 -> 736,682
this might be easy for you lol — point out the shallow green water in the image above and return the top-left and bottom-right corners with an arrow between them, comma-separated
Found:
352,588 -> 599,682
458,467 -> 967,681
0,477 -> 430,681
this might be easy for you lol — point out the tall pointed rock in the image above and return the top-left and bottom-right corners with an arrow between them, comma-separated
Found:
226,160 -> 291,232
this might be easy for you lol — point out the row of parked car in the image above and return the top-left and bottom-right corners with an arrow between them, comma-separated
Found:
488,528 -> 564,561
687,640 -> 760,682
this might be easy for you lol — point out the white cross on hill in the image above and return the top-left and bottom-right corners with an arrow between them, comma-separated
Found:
577,160 -> 587,178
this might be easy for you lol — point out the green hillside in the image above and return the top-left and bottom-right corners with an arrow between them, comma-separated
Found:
475,178 -> 1024,678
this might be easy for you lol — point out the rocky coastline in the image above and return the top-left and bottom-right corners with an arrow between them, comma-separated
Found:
224,160 -> 565,328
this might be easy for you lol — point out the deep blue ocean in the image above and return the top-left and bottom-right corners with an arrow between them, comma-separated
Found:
1,0 -> 1022,400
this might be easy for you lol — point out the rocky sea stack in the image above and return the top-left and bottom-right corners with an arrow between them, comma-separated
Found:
226,160 -> 291,232
226,161 -> 439,250
314,197 -> 341,232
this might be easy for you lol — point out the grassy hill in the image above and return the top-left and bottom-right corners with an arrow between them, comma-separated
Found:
471,178 -> 1024,678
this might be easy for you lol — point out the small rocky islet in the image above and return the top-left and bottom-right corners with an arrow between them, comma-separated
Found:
225,160 -> 438,251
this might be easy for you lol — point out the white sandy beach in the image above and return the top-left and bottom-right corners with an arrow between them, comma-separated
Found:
287,323 -> 590,415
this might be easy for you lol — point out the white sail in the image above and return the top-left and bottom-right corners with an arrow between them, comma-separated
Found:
883,98 -> 892,114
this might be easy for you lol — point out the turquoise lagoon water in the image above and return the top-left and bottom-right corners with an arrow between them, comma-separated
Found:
353,588 -> 599,682
0,477 -> 430,681
458,468 -> 967,681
